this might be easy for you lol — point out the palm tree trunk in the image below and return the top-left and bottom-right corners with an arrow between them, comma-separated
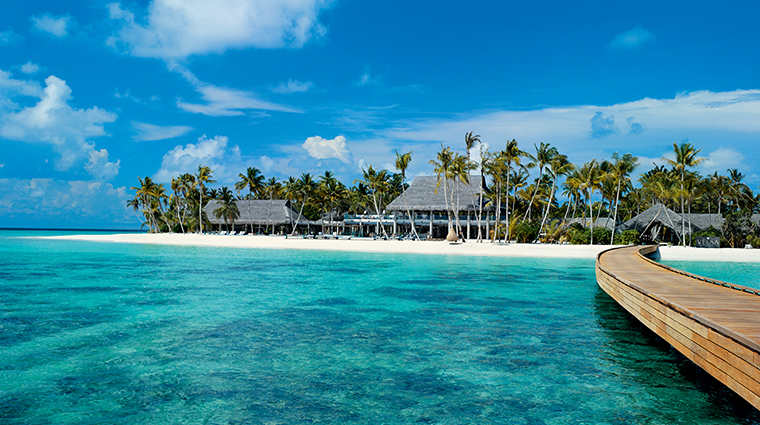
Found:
268,191 -> 274,234
291,196 -> 307,236
610,181 -> 622,245
505,163 -> 511,242
680,173 -> 685,246
372,192 -> 389,238
199,189 -> 203,234
589,198 -> 594,245
402,182 -> 417,239
538,177 -> 557,241
522,166 -> 543,222
442,177 -> 452,230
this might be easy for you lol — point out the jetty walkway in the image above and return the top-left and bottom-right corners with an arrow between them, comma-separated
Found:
596,245 -> 760,410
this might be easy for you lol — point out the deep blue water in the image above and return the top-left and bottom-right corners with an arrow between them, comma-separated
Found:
1,230 -> 758,424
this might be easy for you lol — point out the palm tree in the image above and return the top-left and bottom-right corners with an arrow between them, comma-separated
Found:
235,167 -> 265,234
538,154 -> 574,240
607,152 -> 639,244
195,165 -> 216,234
502,140 -> 526,241
464,132 -> 481,241
394,150 -> 418,239
283,176 -> 299,230
578,160 -> 603,244
429,145 -> 454,231
213,186 -> 240,232
450,153 -> 474,239
170,177 -> 186,233
290,173 -> 317,236
263,177 -> 281,234
662,142 -> 704,246
355,165 -> 391,238
522,142 -> 557,222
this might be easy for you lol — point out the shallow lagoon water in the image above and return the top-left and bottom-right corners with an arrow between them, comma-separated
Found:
660,259 -> 760,290
1,231 -> 759,424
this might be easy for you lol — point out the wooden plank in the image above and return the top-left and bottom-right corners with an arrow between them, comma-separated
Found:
596,245 -> 760,411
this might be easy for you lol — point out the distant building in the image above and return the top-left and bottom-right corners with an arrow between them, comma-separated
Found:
619,203 -> 722,243
384,175 -> 501,239
203,199 -> 313,234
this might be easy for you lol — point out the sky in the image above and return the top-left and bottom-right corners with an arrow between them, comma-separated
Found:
1,0 -> 760,229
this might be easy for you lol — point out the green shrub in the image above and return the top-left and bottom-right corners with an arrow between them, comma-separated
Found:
513,222 -> 539,243
614,229 -> 640,245
569,228 -> 589,244
693,226 -> 721,238
592,227 -> 611,244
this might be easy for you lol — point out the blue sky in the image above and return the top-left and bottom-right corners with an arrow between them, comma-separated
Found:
1,0 -> 760,228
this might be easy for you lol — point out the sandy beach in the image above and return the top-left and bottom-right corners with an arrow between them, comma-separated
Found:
34,233 -> 760,262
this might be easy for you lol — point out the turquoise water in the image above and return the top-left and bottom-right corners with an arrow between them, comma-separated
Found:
1,231 -> 758,424
660,259 -> 760,290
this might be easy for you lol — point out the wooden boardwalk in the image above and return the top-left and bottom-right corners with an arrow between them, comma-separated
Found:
596,245 -> 760,410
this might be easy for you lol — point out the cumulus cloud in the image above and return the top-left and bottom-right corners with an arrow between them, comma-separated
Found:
302,135 -> 350,163
0,178 -> 132,226
19,62 -> 40,74
271,78 -> 312,94
107,0 -> 333,60
132,121 -> 193,141
590,111 -> 618,138
0,28 -> 23,44
0,74 -> 119,179
154,134 -> 240,183
173,66 -> 296,116
609,25 -> 656,50
31,13 -> 74,37
698,147 -> 747,174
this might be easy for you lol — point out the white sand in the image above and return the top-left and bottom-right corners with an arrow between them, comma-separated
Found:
34,233 -> 760,262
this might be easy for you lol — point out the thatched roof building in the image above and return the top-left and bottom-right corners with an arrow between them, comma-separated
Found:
621,203 -> 722,236
204,199 -> 305,226
386,175 -> 491,212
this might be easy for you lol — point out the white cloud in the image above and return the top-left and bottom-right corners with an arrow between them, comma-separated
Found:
20,62 -> 40,74
0,69 -> 42,100
271,78 -> 312,94
114,89 -> 144,103
609,25 -> 655,50
0,178 -> 133,226
0,75 -> 119,179
107,0 -> 333,60
382,89 -> 760,180
355,69 -> 381,86
302,135 -> 349,163
31,13 -> 74,37
155,134 -> 242,183
0,28 -> 23,44
698,147 -> 747,175
173,66 -> 296,116
85,149 -> 121,180
133,121 -> 193,141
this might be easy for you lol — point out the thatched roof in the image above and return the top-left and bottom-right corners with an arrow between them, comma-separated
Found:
565,217 -> 615,230
621,203 -> 722,234
204,199 -> 304,225
386,175 -> 492,212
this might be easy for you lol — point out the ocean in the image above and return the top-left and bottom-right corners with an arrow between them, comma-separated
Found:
1,230 -> 758,424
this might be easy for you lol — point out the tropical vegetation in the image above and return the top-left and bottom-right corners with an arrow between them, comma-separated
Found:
129,139 -> 760,247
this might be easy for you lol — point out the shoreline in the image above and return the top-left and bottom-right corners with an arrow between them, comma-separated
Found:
32,233 -> 760,262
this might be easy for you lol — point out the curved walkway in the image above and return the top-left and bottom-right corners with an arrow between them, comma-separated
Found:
596,245 -> 760,410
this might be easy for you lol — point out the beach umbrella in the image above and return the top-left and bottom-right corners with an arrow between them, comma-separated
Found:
446,228 -> 458,242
